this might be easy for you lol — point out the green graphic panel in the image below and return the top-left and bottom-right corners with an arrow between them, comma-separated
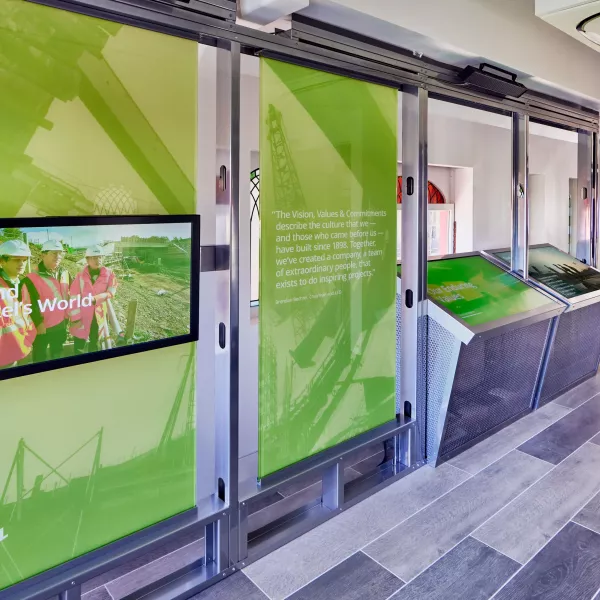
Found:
0,1 -> 197,590
259,58 -> 397,477
496,245 -> 600,299
428,256 -> 552,326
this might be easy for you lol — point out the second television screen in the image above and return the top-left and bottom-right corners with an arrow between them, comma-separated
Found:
0,217 -> 197,376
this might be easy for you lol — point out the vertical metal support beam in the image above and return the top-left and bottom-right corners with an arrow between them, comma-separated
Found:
511,113 -> 529,278
238,502 -> 249,562
228,41 -> 242,566
592,132 -> 598,268
577,131 -> 594,264
322,461 -> 344,511
401,85 -> 427,462
398,425 -> 416,468
58,585 -> 82,600
205,515 -> 229,572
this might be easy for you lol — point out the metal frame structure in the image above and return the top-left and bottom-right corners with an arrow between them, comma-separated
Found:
2,0 -> 599,598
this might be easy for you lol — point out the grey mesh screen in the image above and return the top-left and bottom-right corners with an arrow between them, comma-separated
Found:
425,316 -> 458,461
539,303 -> 600,405
439,319 -> 550,459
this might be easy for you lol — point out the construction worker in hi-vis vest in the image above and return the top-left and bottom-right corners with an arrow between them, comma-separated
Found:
21,239 -> 71,363
69,245 -> 118,354
0,240 -> 35,368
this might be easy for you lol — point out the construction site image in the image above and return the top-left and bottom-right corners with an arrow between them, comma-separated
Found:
0,222 -> 193,368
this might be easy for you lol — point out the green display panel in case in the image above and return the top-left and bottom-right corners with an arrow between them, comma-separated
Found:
428,255 -> 552,327
495,245 -> 600,300
0,1 -> 198,590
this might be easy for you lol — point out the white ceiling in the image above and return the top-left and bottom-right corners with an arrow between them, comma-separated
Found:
296,0 -> 600,109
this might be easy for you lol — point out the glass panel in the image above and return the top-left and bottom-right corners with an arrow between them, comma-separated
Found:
258,58 -> 397,477
428,255 -> 552,326
397,206 -> 454,259
427,99 -> 512,257
0,1 -> 199,588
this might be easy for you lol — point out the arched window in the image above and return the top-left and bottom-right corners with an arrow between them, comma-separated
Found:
396,176 -> 446,204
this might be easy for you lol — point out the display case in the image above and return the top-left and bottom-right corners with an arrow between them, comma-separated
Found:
487,244 -> 600,405
397,253 -> 565,464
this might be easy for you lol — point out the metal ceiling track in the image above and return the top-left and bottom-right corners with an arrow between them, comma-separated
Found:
27,0 -> 599,129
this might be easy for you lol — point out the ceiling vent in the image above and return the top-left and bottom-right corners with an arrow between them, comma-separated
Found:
458,64 -> 527,98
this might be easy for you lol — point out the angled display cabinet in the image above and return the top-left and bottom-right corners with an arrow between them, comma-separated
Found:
397,253 -> 565,465
486,244 -> 600,406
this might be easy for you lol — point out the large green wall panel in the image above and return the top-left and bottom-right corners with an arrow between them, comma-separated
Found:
0,1 -> 198,589
258,58 -> 397,478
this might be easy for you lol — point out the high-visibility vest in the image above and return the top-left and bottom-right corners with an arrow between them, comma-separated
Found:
69,267 -> 117,341
26,270 -> 70,328
0,278 -> 33,367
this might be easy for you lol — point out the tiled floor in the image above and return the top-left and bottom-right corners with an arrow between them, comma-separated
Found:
79,373 -> 600,600
204,373 -> 600,600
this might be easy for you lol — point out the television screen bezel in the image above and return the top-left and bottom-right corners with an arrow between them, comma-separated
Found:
0,214 -> 200,381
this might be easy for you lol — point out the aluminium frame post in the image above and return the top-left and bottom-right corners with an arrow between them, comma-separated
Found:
592,132 -> 598,268
322,460 -> 344,511
228,40 -> 242,567
401,85 -> 428,463
511,113 -> 529,278
58,585 -> 82,600
577,131 -> 594,265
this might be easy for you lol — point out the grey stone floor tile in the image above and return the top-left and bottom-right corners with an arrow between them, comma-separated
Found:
494,522 -> 600,600
574,490 -> 600,535
591,432 -> 600,446
553,374 -> 600,409
363,450 -> 550,582
191,573 -> 268,600
286,552 -> 404,600
243,463 -> 469,600
519,394 -> 600,464
106,540 -> 203,600
448,402 -> 571,475
473,443 -> 600,564
82,587 -> 112,600
390,537 -> 519,600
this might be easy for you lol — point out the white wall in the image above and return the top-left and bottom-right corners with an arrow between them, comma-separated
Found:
529,132 -> 578,251
428,99 -> 513,251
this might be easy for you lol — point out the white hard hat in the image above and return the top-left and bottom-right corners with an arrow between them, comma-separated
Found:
86,245 -> 105,257
0,239 -> 32,257
42,239 -> 64,252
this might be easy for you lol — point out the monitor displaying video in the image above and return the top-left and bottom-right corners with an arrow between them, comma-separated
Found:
0,215 -> 199,379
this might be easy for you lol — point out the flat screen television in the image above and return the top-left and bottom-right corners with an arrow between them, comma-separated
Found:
0,215 -> 200,380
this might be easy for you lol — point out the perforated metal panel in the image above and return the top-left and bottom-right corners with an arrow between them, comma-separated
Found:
439,319 -> 550,458
539,303 -> 600,405
425,316 -> 460,461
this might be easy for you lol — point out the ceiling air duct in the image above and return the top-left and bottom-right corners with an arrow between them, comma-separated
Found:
458,63 -> 527,98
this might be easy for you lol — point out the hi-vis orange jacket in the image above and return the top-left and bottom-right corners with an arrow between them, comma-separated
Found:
69,266 -> 118,341
0,277 -> 34,367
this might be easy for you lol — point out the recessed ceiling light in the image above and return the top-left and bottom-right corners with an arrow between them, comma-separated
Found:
577,13 -> 600,47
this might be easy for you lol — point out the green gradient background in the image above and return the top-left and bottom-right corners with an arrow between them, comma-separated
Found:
258,58 -> 397,477
428,256 -> 552,326
0,1 -> 197,590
